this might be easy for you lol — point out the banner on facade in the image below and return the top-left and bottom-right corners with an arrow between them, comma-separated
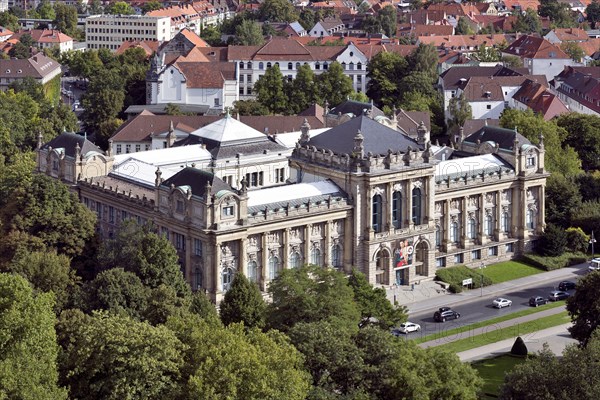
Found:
393,238 -> 414,268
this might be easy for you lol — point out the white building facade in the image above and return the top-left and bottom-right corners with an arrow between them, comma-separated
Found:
85,15 -> 171,51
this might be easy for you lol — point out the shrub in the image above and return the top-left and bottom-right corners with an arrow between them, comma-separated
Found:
521,252 -> 587,271
537,224 -> 567,256
510,336 -> 528,356
566,227 -> 589,253
435,266 -> 492,293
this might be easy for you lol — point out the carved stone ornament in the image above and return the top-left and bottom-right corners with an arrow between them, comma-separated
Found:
248,253 -> 257,261
450,215 -> 459,223
413,180 -> 423,189
373,186 -> 384,196
268,232 -> 280,243
528,202 -> 538,212
435,202 -> 442,214
311,241 -> 321,250
332,237 -> 340,246
450,199 -> 459,210
485,193 -> 494,205
248,235 -> 258,248
467,211 -> 476,220
501,190 -> 509,202
269,249 -> 278,257
485,208 -> 493,217
468,196 -> 477,207
527,189 -> 534,201
311,225 -> 322,237
502,205 -> 509,213
393,183 -> 403,192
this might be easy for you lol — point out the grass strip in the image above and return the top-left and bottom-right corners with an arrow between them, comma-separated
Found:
471,354 -> 527,399
414,301 -> 565,344
436,311 -> 570,353
481,261 -> 545,284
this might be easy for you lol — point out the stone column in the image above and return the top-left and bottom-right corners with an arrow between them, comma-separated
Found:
283,228 -> 290,269
261,232 -> 268,291
495,190 -> 502,241
442,199 -> 450,250
325,221 -> 332,266
461,196 -> 468,247
387,182 -> 393,231
212,239 -> 221,301
426,176 -> 435,226
240,237 -> 248,276
478,194 -> 485,245
185,235 -> 192,284
406,179 -> 413,228
304,224 -> 312,265
538,185 -> 546,232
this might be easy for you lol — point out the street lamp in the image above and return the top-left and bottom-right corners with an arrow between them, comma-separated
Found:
590,231 -> 597,261
479,263 -> 486,297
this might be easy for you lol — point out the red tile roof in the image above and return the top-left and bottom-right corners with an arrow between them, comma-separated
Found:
504,35 -> 569,59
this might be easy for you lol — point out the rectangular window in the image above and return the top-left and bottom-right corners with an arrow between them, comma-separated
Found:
454,253 -> 463,264
526,155 -> 535,167
145,144 -> 150,151
135,144 -> 140,152
223,206 -> 234,217
116,144 -> 122,154
96,202 -> 102,219
488,246 -> 498,256
176,200 -> 184,213
436,257 -> 446,268
239,74 -> 244,82
471,250 -> 481,260
108,206 -> 114,223
247,74 -> 252,83
125,144 -> 131,153
239,87 -> 244,95
194,239 -> 203,256
505,243 -> 514,253
486,104 -> 492,110
275,168 -> 285,183
174,233 -> 185,250
214,98 -> 220,106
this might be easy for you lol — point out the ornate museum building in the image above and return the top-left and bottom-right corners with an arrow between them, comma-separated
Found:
37,112 -> 547,302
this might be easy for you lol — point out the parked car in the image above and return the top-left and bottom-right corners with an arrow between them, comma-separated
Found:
492,298 -> 512,309
558,281 -> 576,291
433,307 -> 460,322
529,296 -> 548,307
589,258 -> 600,272
395,322 -> 421,334
548,291 -> 570,301
72,101 -> 80,111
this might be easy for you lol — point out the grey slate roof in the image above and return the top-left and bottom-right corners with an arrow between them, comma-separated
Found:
174,135 -> 286,160
308,115 -> 422,156
161,167 -> 232,198
41,132 -> 103,158
463,126 -> 531,151
328,100 -> 385,119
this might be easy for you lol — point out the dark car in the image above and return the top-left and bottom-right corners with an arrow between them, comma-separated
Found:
558,281 -> 576,291
548,291 -> 570,301
433,308 -> 460,322
529,296 -> 548,307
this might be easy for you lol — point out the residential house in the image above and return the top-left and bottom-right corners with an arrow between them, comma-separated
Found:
510,78 -> 569,120
502,35 -> 582,81
544,28 -> 589,44
309,18 -> 346,37
14,29 -> 73,52
0,26 -> 12,42
116,39 -> 161,57
0,53 -> 61,91
553,66 -> 600,115
418,34 -> 510,54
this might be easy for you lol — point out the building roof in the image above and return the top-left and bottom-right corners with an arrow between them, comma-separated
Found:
113,144 -> 212,167
247,180 -> 343,207
439,64 -> 526,90
462,119 -> 500,137
18,29 -> 72,44
111,159 -> 180,187
435,153 -> 511,180
0,53 -> 61,80
162,167 -> 232,198
418,34 -> 510,49
504,35 -> 569,59
396,109 -> 431,136
546,28 -> 589,42
228,37 -> 345,61
41,132 -> 103,158
463,125 -> 531,151
459,75 -> 548,102
175,61 -> 235,88
329,100 -> 385,118
189,114 -> 267,143
308,115 -> 422,156
116,40 -> 160,56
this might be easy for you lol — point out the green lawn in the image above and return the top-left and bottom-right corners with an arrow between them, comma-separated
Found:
414,301 -> 566,344
482,261 -> 544,284
472,354 -> 527,399
436,311 -> 570,353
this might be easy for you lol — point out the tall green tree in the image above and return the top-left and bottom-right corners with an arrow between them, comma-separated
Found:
0,273 -> 67,400
142,0 -> 162,13
545,173 -> 582,227
367,51 -> 408,109
317,61 -> 354,107
561,41 -> 585,62
378,5 -> 397,37
448,93 -> 472,128
233,99 -> 269,116
587,0 -> 600,29
567,271 -> 600,346
167,314 -> 312,400
57,310 -> 185,400
455,16 -> 475,35
474,44 -> 501,62
235,20 -> 265,45
253,64 -> 288,114
267,264 -> 361,333
0,11 -> 19,31
407,43 -> 439,81
219,273 -> 266,329
556,113 -> 600,171
287,63 -> 317,114
37,0 -> 56,20
513,9 -> 543,35
53,3 -> 78,36
539,0 -> 577,28
258,0 -> 299,23
105,1 -> 135,15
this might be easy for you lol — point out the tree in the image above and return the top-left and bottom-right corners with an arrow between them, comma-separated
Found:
362,15 -> 382,34
167,314 -> 311,400
57,310 -> 185,400
399,71 -> 437,98
253,64 -> 288,114
378,5 -> 397,37
500,108 -> 582,177
0,273 -> 67,400
561,41 -> 585,62
9,76 -> 45,103
555,113 -> 600,171
235,20 -> 264,45
577,171 -> 600,201
0,11 -> 19,31
233,99 -> 269,116
219,273 -> 266,329
567,271 -> 600,345
366,52 -> 408,109
540,0 -> 577,28
37,0 -> 55,20
9,41 -> 32,59
0,173 -> 96,263
287,63 -> 317,114
7,249 -> 79,313
106,1 -> 134,15
455,17 -> 475,35
513,9 -> 542,35
537,223 -> 568,256
97,221 -> 191,298
510,336 -> 528,356
545,173 -> 582,227
142,0 -> 162,13
53,3 -> 78,37
348,269 -> 407,329
298,8 -> 315,31
474,44 -> 501,62
258,0 -> 298,23
448,93 -> 472,128
566,227 -> 589,253
501,55 -> 523,68
588,0 -> 600,29
189,290 -> 220,324
200,25 -> 222,46
267,264 -> 361,333
407,43 -> 439,81
317,61 -> 354,107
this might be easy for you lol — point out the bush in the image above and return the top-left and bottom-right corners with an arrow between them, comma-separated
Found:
537,224 -> 567,256
566,227 -> 590,253
521,252 -> 587,271
510,336 -> 528,356
435,265 -> 492,293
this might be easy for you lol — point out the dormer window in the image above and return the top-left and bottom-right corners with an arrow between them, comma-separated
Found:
222,205 -> 234,217
526,154 -> 536,168
5,69 -> 9,73
176,199 -> 184,213
17,69 -> 22,73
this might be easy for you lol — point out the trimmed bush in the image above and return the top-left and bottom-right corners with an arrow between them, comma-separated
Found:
521,252 -> 587,271
510,336 -> 528,356
435,265 -> 493,293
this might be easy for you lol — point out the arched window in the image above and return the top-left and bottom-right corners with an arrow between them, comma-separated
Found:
266,62 -> 272,69
435,225 -> 441,247
194,267 -> 202,291
323,62 -> 328,70
526,209 -> 535,229
268,256 -> 280,280
247,260 -> 258,283
239,61 -> 244,69
296,62 -> 301,69
247,62 -> 252,69
290,251 -> 301,268
259,62 -> 264,70
501,212 -> 509,232
331,244 -> 341,267
392,191 -> 402,229
288,62 -> 293,70
357,62 -> 362,70
467,218 -> 477,239
222,266 -> 234,291
412,188 -> 422,225
341,62 -> 347,70
450,222 -> 459,243
315,62 -> 321,70
485,214 -> 494,236
310,247 -> 321,266
349,62 -> 354,70
274,62 -> 280,68
372,194 -> 383,233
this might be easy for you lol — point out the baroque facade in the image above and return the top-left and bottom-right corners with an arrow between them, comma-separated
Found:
37,113 -> 547,303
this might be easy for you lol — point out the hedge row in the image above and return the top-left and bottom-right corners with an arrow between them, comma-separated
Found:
520,252 -> 587,271
435,265 -> 493,293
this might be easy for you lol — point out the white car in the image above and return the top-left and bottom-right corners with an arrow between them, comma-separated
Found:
589,258 -> 600,272
396,322 -> 421,334
493,298 -> 512,309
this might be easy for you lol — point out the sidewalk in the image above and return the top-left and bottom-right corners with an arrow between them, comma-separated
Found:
388,263 -> 587,314
457,322 -> 575,362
